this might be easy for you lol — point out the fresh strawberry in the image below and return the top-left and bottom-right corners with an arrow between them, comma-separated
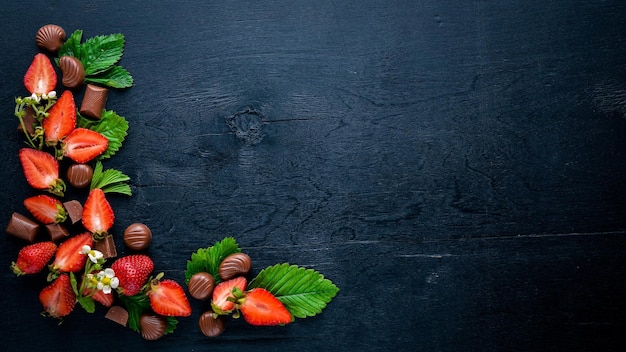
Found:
39,274 -> 76,318
49,232 -> 93,274
84,287 -> 115,307
211,276 -> 247,314
240,288 -> 292,326
23,194 -> 67,224
111,255 -> 154,296
18,148 -> 66,196
43,90 -> 76,145
23,53 -> 57,95
11,241 -> 57,275
81,188 -> 114,235
62,128 -> 108,163
148,279 -> 192,317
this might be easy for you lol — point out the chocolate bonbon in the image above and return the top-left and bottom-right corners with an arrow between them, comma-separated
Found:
123,223 -> 152,250
80,84 -> 108,119
6,213 -> 39,242
188,272 -> 215,300
59,56 -> 85,89
198,311 -> 225,337
218,253 -> 252,280
140,314 -> 167,340
35,24 -> 66,52
66,163 -> 93,188
95,235 -> 118,259
45,223 -> 70,242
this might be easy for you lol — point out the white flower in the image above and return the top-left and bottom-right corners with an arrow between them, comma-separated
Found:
80,245 -> 104,263
96,268 -> 119,294
47,90 -> 56,99
30,93 -> 40,103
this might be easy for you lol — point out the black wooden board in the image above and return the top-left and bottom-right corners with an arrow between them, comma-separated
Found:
1,1 -> 625,351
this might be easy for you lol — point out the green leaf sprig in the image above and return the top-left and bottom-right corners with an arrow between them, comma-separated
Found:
57,30 -> 133,89
90,161 -> 132,195
185,237 -> 241,285
77,110 -> 129,160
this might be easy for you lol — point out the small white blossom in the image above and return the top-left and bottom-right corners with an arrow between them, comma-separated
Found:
96,268 -> 119,294
46,90 -> 56,99
30,93 -> 40,103
80,245 -> 104,263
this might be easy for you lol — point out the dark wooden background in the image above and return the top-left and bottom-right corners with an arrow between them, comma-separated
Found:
1,1 -> 625,351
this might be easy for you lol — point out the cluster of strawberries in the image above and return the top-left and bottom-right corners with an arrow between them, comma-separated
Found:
8,30 -> 192,338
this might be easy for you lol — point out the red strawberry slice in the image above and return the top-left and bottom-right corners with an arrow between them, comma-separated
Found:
148,279 -> 192,317
211,276 -> 247,314
82,188 -> 114,235
50,232 -> 93,274
62,128 -> 108,163
23,194 -> 67,224
83,286 -> 115,308
39,274 -> 76,318
43,90 -> 76,145
18,148 -> 66,196
24,53 -> 57,95
240,288 -> 292,326
111,255 -> 154,296
11,241 -> 57,276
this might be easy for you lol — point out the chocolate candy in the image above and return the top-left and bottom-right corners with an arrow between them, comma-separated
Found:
199,311 -> 225,337
45,223 -> 70,242
123,223 -> 152,250
66,164 -> 93,188
80,84 -> 108,119
59,56 -> 85,89
6,213 -> 39,242
105,306 -> 129,327
188,272 -> 215,300
63,200 -> 83,224
140,314 -> 167,340
35,24 -> 66,52
95,235 -> 117,258
218,253 -> 252,280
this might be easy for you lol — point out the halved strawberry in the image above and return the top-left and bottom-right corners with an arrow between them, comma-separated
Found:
82,188 -> 114,235
23,194 -> 67,224
62,128 -> 108,163
43,90 -> 76,145
49,232 -> 93,275
211,276 -> 247,314
148,279 -> 192,317
39,274 -> 76,318
110,255 -> 154,296
19,148 -> 66,196
24,53 -> 57,95
83,286 -> 115,307
240,288 -> 292,326
11,241 -> 57,275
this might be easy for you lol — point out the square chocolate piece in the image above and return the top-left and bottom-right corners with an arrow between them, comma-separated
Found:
95,234 -> 117,258
46,223 -> 70,242
6,212 -> 39,242
80,84 -> 108,119
63,200 -> 83,224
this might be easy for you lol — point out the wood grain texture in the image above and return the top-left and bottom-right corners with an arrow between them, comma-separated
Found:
1,0 -> 625,351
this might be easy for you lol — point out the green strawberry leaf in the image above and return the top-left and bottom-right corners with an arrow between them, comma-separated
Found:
77,110 -> 128,159
90,161 -> 132,196
118,293 -> 151,333
248,263 -> 339,319
80,33 -> 125,75
57,29 -> 83,60
85,65 -> 134,89
164,317 -> 178,336
185,237 -> 241,285
77,296 -> 96,313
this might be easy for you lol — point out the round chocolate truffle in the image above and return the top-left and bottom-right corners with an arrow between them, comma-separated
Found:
188,272 -> 215,300
123,223 -> 152,250
218,253 -> 252,280
199,311 -> 225,337
66,163 -> 93,188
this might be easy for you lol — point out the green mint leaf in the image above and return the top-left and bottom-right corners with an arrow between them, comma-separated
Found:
77,110 -> 128,159
85,65 -> 134,88
185,237 -> 241,284
90,161 -> 132,196
57,29 -> 83,59
81,33 -> 125,75
118,293 -> 151,333
248,263 -> 339,319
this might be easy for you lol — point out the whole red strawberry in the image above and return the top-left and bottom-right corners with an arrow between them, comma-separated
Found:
111,255 -> 154,296
11,241 -> 57,276
39,274 -> 76,318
